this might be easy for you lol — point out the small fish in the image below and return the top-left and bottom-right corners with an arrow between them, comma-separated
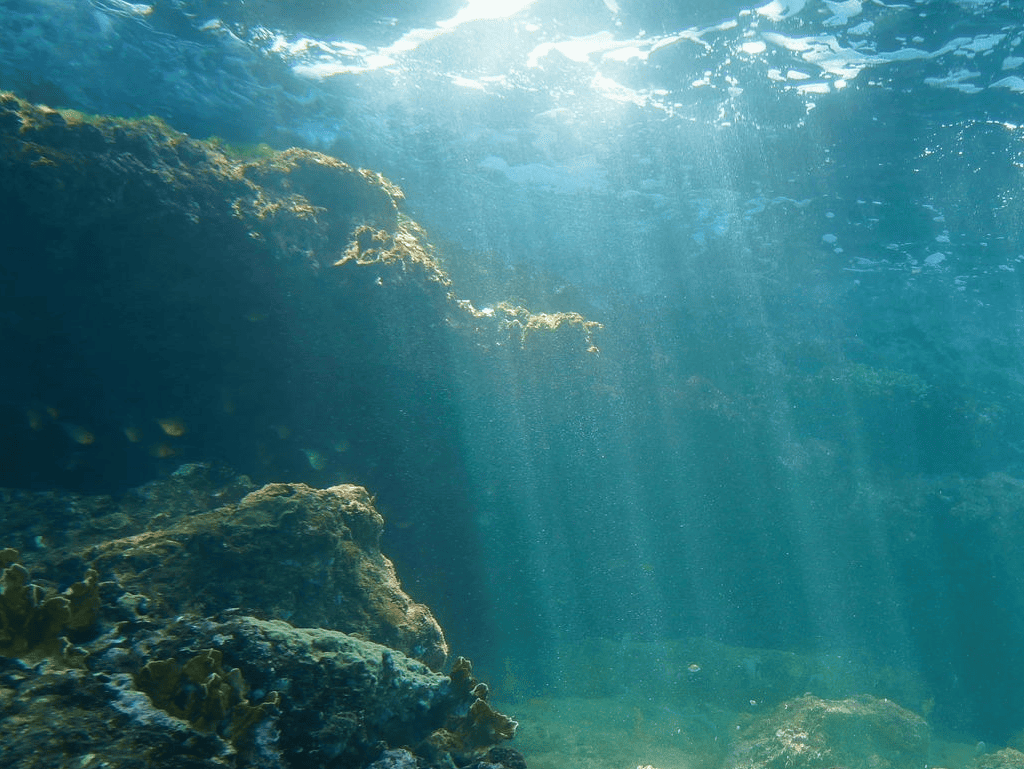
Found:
149,443 -> 176,458
123,425 -> 142,443
25,408 -> 44,431
303,448 -> 327,471
157,417 -> 187,437
60,422 -> 95,445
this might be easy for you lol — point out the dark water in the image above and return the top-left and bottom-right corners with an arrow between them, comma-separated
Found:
3,0 -> 1024,746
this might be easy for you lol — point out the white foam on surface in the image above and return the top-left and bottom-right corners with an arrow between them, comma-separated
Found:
756,0 -> 807,21
823,1 -> 863,26
992,76 -> 1024,92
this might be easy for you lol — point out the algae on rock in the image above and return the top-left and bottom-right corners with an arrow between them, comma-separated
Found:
0,466 -> 520,769
724,694 -> 929,769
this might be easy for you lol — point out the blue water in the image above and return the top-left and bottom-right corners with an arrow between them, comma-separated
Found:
3,0 -> 1024,747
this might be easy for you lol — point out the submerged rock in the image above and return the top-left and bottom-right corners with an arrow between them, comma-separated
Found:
0,465 -> 518,768
6,464 -> 446,670
87,479 -> 448,670
724,694 -> 929,769
977,748 -> 1024,769
0,91 -> 600,496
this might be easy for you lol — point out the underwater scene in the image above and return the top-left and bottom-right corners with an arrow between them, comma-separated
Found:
2,0 -> 1024,767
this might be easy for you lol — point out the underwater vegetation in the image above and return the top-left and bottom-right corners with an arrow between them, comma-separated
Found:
0,548 -> 99,662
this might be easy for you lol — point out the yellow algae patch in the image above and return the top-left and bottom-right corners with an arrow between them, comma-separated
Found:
495,302 -> 604,351
334,218 -> 450,284
157,417 -> 187,437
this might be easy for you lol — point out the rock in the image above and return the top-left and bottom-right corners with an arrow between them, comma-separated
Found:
0,610 -> 504,769
129,614 -> 472,767
724,694 -> 929,769
5,466 -> 447,670
368,749 -> 419,769
0,91 -> 598,497
85,480 -> 448,670
977,748 -> 1024,769
0,467 -> 519,768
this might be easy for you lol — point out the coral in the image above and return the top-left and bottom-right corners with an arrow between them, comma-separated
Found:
419,656 -> 519,765
135,648 -> 279,745
0,548 -> 99,662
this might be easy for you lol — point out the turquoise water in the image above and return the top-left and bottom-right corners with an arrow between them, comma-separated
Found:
2,0 -> 1024,757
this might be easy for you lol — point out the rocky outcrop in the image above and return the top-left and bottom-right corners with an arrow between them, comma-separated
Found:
0,465 -> 518,768
87,479 -> 448,670
724,694 -> 929,769
0,91 -> 599,497
0,610 -> 514,768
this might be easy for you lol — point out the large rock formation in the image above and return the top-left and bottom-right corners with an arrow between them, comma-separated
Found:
87,478 -> 449,670
724,694 -> 929,769
0,464 -> 518,768
0,90 -> 599,496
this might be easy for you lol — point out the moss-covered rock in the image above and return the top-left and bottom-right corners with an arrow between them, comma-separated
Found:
0,467 -> 518,768
85,480 -> 447,669
724,694 -> 929,769
977,748 -> 1024,769
0,92 -> 600,496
